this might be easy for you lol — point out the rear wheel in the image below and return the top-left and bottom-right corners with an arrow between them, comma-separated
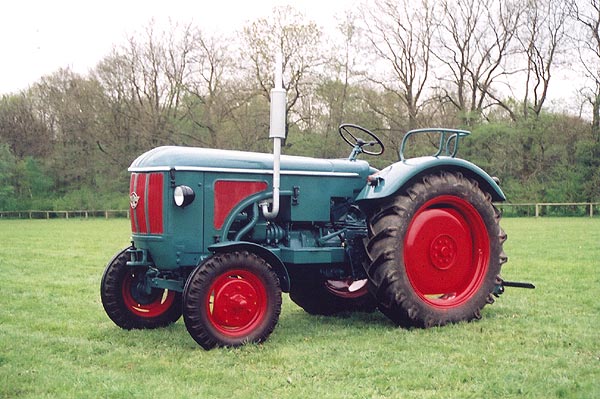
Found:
289,278 -> 376,315
183,251 -> 282,349
101,247 -> 182,329
366,172 -> 507,327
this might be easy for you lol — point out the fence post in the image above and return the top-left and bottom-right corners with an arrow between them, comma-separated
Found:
535,204 -> 540,217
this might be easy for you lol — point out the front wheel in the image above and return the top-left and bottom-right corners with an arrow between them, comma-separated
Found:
183,251 -> 282,349
100,247 -> 182,329
366,172 -> 507,328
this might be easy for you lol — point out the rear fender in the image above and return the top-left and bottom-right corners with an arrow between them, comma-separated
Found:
355,157 -> 506,204
208,241 -> 291,293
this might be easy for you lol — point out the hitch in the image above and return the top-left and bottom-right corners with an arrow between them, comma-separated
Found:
493,277 -> 535,297
502,280 -> 536,289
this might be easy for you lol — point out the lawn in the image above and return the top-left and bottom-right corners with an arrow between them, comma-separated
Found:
0,217 -> 598,398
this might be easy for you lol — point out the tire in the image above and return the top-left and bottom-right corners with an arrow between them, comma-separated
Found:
183,251 -> 282,349
365,172 -> 507,328
101,247 -> 182,329
289,278 -> 377,315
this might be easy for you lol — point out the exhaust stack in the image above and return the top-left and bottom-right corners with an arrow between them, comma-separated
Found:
261,53 -> 287,219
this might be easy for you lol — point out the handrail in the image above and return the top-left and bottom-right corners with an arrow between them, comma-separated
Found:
399,128 -> 471,161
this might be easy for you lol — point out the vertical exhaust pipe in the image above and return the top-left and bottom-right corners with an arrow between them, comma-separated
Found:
261,53 -> 287,219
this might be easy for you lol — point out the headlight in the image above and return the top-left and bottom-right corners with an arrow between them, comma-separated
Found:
174,185 -> 195,208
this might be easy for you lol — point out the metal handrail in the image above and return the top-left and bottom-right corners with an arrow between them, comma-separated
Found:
399,128 -> 471,161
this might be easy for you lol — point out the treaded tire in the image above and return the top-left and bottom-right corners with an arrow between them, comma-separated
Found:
365,172 -> 507,328
183,251 -> 282,349
101,247 -> 182,329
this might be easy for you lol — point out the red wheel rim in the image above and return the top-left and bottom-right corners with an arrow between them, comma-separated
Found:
403,195 -> 490,309
121,271 -> 176,318
325,278 -> 369,299
206,269 -> 268,337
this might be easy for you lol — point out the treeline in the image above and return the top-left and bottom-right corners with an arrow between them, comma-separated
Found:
0,0 -> 599,211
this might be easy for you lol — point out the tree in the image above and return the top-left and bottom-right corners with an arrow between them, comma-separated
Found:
518,0 -> 570,118
240,6 -> 324,133
571,0 -> 600,201
433,0 -> 523,124
180,28 -> 246,149
95,21 -> 193,152
0,93 -> 50,158
361,0 -> 435,130
0,144 -> 15,209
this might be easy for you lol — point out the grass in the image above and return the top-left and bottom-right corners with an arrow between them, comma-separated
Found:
0,217 -> 598,398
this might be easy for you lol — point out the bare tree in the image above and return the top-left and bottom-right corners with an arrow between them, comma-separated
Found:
572,0 -> 600,137
182,28 -> 239,148
433,0 -> 523,124
361,0 -> 435,130
518,0 -> 570,118
0,93 -> 50,159
240,6 -> 324,132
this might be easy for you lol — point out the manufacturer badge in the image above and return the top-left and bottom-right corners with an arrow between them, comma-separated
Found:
130,192 -> 140,209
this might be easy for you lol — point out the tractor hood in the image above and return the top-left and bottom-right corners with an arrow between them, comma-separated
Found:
129,146 -> 375,178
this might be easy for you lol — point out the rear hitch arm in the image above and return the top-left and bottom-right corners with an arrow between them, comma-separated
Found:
502,280 -> 536,289
493,277 -> 535,297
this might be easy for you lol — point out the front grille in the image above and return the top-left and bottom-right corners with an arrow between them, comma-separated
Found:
130,172 -> 164,234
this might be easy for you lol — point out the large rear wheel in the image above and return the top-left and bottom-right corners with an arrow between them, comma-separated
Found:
366,172 -> 507,327
289,277 -> 376,315
183,251 -> 282,349
101,247 -> 182,329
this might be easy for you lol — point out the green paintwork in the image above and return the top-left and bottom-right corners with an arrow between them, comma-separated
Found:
126,140 -> 505,296
355,156 -> 506,203
128,147 -> 374,272
129,146 -> 375,176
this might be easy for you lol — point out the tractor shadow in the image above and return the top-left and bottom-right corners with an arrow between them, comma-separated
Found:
275,301 -> 398,342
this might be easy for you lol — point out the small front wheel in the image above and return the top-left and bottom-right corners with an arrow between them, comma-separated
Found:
101,247 -> 182,329
183,251 -> 282,349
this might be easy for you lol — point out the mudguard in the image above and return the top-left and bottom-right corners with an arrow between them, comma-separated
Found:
355,156 -> 506,203
208,241 -> 291,292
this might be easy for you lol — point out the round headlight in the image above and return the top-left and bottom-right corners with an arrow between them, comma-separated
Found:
174,185 -> 195,208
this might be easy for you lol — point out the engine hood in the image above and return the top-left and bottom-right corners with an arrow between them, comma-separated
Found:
129,146 -> 375,178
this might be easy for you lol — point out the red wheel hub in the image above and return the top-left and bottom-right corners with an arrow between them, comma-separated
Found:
121,272 -> 176,318
206,269 -> 267,337
430,234 -> 457,270
403,195 -> 490,308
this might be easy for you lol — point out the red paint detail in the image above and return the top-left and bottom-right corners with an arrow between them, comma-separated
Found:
403,195 -> 490,309
213,181 -> 268,229
205,269 -> 268,337
325,278 -> 369,299
129,174 -> 137,233
147,173 -> 164,234
135,174 -> 148,234
129,172 -> 164,235
121,271 -> 176,318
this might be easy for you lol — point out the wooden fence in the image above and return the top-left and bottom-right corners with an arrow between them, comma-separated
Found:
494,202 -> 599,217
0,210 -> 129,219
0,203 -> 598,219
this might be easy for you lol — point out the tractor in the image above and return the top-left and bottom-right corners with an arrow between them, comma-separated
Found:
101,57 -> 532,349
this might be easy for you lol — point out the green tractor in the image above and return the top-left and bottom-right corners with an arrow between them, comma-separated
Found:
101,57 -> 531,349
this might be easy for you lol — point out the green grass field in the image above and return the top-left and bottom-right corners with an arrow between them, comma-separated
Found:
0,218 -> 598,398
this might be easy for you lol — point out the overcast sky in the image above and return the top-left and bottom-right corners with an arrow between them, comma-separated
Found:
0,0 -> 358,94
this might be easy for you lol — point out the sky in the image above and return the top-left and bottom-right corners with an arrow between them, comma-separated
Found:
0,0 -> 358,94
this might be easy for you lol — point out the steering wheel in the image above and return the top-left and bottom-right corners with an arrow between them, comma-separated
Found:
338,123 -> 384,156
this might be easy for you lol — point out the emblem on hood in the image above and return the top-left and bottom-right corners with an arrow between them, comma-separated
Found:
130,192 -> 140,209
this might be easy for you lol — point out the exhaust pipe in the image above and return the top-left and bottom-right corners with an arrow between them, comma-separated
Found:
261,53 -> 286,219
